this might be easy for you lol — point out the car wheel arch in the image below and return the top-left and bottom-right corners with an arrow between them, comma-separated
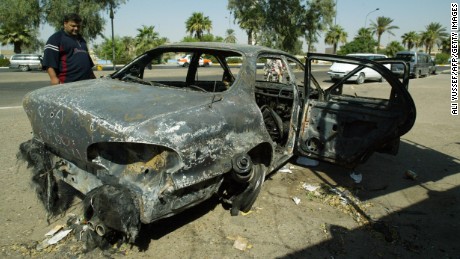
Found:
246,142 -> 272,168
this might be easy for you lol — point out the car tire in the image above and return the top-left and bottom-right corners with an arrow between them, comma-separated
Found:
183,62 -> 189,67
356,73 -> 365,84
237,163 -> 266,213
414,71 -> 420,79
19,65 -> 29,72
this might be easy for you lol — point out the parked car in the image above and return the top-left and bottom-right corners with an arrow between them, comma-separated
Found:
392,51 -> 431,78
19,42 -> 416,244
177,54 -> 212,67
328,53 -> 389,84
9,54 -> 42,71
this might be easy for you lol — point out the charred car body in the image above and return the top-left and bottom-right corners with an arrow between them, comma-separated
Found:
19,43 -> 416,243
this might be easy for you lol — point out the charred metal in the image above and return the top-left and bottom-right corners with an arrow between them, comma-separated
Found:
18,42 -> 416,246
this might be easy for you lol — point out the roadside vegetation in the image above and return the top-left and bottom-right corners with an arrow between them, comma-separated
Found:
0,0 -> 452,64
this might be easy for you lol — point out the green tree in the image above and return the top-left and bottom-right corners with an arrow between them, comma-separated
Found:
441,36 -> 451,54
181,34 -> 223,43
94,35 -> 131,64
303,0 -> 335,52
325,25 -> 347,54
337,28 -> 377,55
228,0 -> 265,45
135,25 -> 160,55
185,12 -> 212,40
0,27 -> 35,54
369,16 -> 399,50
401,31 -> 419,50
224,29 -> 237,43
121,36 -> 136,60
0,0 -> 41,53
263,0 -> 305,53
42,0 -> 127,41
385,41 -> 404,57
420,22 -> 448,54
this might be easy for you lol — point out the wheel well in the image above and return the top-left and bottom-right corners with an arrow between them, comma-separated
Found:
247,142 -> 272,167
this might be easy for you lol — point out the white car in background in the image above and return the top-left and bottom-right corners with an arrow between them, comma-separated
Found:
328,53 -> 388,84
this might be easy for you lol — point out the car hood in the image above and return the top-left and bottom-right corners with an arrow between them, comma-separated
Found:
23,78 -> 232,159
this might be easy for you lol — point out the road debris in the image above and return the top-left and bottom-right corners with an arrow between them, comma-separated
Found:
296,156 -> 319,167
292,196 -> 301,205
44,224 -> 65,237
229,235 -> 252,251
278,165 -> 293,174
350,171 -> 363,183
37,228 -> 73,250
404,170 -> 417,180
302,183 -> 320,192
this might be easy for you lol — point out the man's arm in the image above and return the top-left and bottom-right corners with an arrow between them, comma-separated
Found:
46,67 -> 60,85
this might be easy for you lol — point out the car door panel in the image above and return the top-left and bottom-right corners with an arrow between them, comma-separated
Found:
297,53 -> 416,168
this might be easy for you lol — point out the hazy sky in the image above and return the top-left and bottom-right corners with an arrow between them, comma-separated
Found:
36,0 -> 453,52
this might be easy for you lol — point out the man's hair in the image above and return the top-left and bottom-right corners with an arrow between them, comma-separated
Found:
63,13 -> 82,23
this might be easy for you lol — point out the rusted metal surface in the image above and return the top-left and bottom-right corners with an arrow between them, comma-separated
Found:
18,43 -> 416,244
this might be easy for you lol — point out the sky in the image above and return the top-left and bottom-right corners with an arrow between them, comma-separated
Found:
10,0 -> 456,53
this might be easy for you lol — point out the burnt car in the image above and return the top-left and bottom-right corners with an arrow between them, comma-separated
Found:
19,42 -> 416,243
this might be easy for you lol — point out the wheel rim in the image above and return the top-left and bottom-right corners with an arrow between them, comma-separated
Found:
357,73 -> 365,84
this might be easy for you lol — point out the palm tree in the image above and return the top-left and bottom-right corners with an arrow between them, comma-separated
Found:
303,0 -> 336,52
185,12 -> 212,41
441,36 -> 451,53
0,25 -> 33,54
135,25 -> 159,54
121,36 -> 136,60
420,22 -> 448,54
385,41 -> 404,57
224,29 -> 237,43
369,16 -> 399,50
324,25 -> 348,54
356,27 -> 373,39
401,31 -> 419,50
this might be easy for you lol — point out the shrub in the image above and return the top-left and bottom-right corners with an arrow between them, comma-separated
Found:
435,53 -> 450,64
0,58 -> 10,67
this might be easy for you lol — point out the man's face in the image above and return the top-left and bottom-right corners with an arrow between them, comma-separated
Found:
64,20 -> 81,36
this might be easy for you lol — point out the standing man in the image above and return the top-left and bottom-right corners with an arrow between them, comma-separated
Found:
43,13 -> 96,85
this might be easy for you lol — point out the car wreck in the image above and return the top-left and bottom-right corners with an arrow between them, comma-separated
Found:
18,42 -> 416,244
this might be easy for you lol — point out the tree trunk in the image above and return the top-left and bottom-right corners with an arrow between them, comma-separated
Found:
14,42 -> 22,54
247,29 -> 253,45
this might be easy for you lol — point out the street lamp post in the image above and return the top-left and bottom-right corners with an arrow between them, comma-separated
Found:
364,8 -> 379,28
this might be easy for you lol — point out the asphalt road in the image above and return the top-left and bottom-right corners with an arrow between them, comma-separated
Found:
0,65 -> 449,108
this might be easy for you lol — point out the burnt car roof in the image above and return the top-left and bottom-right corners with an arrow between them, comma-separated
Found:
152,42 -> 294,57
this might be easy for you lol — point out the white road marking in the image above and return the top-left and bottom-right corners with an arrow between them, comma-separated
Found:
0,106 -> 22,110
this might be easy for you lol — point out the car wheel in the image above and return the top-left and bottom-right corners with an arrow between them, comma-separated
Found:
233,163 -> 266,214
356,73 -> 365,84
183,62 -> 189,67
414,71 -> 420,79
19,65 -> 29,72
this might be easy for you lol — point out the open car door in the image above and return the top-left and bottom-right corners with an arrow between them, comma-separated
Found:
297,53 -> 416,168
